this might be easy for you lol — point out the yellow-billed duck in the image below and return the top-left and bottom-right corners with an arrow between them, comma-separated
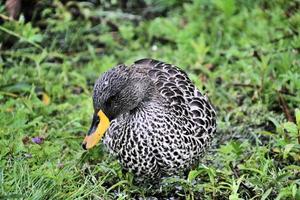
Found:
82,58 -> 216,178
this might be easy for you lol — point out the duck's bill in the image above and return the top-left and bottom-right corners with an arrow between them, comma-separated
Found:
82,110 -> 110,150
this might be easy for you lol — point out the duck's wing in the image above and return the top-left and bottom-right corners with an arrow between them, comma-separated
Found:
132,58 -> 216,134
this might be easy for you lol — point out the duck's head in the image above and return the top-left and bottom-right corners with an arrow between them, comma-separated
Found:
82,64 -> 152,150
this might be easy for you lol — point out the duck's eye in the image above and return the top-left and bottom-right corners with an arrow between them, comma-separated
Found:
106,94 -> 117,107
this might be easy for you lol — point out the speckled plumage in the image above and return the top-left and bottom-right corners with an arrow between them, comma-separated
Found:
93,58 -> 216,179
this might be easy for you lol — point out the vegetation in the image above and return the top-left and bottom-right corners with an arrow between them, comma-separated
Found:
0,0 -> 299,199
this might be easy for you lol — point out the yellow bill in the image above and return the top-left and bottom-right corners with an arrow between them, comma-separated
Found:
83,110 -> 110,149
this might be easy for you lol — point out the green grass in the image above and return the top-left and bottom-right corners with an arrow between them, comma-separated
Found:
0,0 -> 300,199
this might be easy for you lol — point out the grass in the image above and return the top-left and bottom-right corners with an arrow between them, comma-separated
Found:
0,0 -> 299,199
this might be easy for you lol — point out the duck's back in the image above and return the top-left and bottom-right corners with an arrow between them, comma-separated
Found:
132,58 -> 216,139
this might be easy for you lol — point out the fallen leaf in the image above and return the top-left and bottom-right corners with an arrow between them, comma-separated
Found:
22,136 -> 30,145
6,107 -> 14,112
42,93 -> 51,105
5,0 -> 21,20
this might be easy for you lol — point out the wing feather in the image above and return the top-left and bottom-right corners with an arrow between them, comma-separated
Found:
132,58 -> 216,132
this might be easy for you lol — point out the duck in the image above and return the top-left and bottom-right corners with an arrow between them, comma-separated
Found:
82,58 -> 216,179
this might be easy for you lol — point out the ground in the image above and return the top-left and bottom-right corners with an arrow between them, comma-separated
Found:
0,0 -> 299,199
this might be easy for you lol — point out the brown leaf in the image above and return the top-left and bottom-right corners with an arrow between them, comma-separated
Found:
204,63 -> 215,71
199,74 -> 207,83
5,0 -> 21,20
22,136 -> 30,145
